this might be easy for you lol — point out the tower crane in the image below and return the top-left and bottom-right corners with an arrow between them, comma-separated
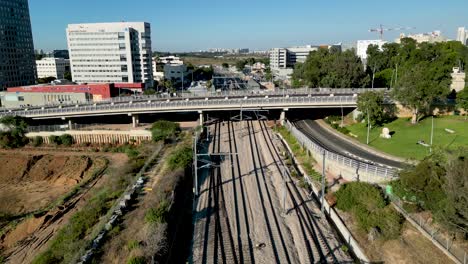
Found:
369,24 -> 415,40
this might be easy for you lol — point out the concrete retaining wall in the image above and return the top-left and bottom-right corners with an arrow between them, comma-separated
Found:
27,130 -> 152,145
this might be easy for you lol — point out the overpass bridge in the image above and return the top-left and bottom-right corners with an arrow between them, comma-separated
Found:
0,88 -> 389,125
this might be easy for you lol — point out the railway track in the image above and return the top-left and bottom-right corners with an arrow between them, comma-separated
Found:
194,118 -> 352,264
258,118 -> 348,263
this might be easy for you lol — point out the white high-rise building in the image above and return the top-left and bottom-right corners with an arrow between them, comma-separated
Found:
356,40 -> 387,62
270,46 -> 320,69
36,58 -> 70,79
66,22 -> 153,87
457,27 -> 468,45
270,44 -> 342,70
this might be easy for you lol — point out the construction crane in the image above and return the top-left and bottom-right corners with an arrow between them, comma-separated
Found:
369,24 -> 415,40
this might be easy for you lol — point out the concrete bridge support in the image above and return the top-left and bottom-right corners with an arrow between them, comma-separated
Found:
198,110 -> 204,126
280,108 -> 288,126
130,114 -> 139,128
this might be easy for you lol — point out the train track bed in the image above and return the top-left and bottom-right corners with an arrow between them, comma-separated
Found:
192,120 -> 352,264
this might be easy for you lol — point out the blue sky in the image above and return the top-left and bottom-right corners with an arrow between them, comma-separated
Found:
30,0 -> 468,52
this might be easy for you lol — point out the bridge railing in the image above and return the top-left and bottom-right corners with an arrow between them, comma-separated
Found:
3,95 -> 358,118
284,120 -> 397,180
0,88 -> 388,112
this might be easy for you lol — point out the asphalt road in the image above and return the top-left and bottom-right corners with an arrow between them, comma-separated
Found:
295,119 -> 403,169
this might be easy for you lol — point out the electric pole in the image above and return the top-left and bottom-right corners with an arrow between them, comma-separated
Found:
321,150 -> 326,213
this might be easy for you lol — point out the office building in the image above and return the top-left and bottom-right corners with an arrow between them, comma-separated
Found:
8,82 -> 144,101
457,27 -> 468,45
270,44 -> 341,70
36,58 -> 70,79
270,46 -> 318,69
66,22 -> 153,87
0,0 -> 36,89
0,91 -> 90,108
356,40 -> 387,62
46,49 -> 70,59
164,64 -> 187,82
395,31 -> 447,44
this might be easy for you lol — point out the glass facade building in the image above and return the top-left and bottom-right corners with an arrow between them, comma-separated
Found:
0,0 -> 36,89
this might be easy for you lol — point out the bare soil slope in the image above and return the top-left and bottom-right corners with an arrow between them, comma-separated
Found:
0,153 -> 92,216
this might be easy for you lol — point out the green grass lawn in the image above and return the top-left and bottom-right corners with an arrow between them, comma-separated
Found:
345,116 -> 468,160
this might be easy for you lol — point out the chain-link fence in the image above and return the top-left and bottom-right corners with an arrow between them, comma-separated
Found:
390,195 -> 467,264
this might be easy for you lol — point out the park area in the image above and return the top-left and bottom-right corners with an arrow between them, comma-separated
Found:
344,116 -> 468,160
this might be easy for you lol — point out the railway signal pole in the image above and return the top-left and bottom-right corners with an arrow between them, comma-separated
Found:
321,150 -> 326,213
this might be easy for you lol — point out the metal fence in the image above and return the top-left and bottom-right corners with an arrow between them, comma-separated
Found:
26,123 -> 118,132
4,96 -> 358,118
284,120 -> 396,179
390,195 -> 467,264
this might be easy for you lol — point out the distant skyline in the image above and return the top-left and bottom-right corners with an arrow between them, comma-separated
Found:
30,0 -> 468,52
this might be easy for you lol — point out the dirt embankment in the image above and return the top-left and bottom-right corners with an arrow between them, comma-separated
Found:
0,154 -> 92,216
0,152 -> 111,264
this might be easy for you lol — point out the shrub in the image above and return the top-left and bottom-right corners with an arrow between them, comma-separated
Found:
32,136 -> 43,147
151,120 -> 180,142
167,146 -> 192,170
127,240 -> 140,251
48,135 -> 61,145
145,200 -> 170,224
125,148 -> 140,159
127,256 -> 146,264
59,134 -> 74,146
335,182 -> 402,240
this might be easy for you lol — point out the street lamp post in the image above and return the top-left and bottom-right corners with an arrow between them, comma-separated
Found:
366,107 -> 371,145
430,116 -> 434,153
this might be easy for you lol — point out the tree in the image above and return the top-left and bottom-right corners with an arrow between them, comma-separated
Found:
221,62 -> 229,69
441,154 -> 468,235
206,80 -> 213,89
357,91 -> 386,126
235,60 -> 247,71
0,116 -> 29,149
456,88 -> 468,114
37,76 -> 56,84
64,71 -> 72,81
150,120 -> 180,142
393,62 -> 450,123
144,88 -> 156,95
396,157 -> 447,213
291,49 -> 369,88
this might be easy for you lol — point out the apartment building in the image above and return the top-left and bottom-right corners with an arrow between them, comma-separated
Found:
0,0 -> 36,89
66,22 -> 153,87
36,57 -> 70,79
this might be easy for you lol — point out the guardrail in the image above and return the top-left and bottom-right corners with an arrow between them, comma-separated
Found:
3,96 -> 358,118
285,120 -> 396,180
